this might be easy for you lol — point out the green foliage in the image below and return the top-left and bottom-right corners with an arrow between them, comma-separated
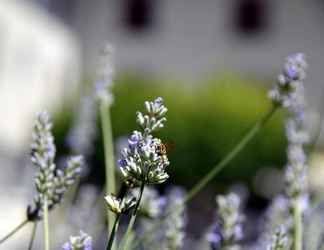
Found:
53,72 -> 287,189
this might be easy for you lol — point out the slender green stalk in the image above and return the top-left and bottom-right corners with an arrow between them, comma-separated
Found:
133,105 -> 278,248
0,219 -> 29,244
106,214 -> 121,250
100,101 -> 116,242
43,199 -> 50,250
293,200 -> 302,250
28,222 -> 37,250
120,182 -> 145,250
184,105 -> 277,204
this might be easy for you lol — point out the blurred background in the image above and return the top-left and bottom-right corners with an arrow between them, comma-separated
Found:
1,0 -> 324,249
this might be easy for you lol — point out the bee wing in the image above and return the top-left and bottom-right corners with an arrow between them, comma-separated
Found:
165,141 -> 176,152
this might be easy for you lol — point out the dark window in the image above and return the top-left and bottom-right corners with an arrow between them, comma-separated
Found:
122,0 -> 155,32
235,0 -> 268,35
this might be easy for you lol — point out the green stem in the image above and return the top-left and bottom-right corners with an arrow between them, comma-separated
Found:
0,219 -> 29,245
133,182 -> 145,216
106,215 -> 121,250
28,222 -> 37,250
184,105 -> 277,204
43,199 -> 50,250
293,200 -> 303,250
120,182 -> 145,250
133,105 -> 278,248
100,101 -> 116,243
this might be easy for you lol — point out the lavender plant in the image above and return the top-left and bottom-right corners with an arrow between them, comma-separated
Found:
131,55 -> 301,250
62,231 -> 92,250
266,226 -> 289,250
95,45 -> 117,244
29,112 -> 83,217
105,97 -> 169,250
67,95 -> 97,162
30,112 -> 84,249
269,53 -> 309,250
163,188 -> 187,250
130,187 -> 166,250
207,193 -> 243,250
1,52 -> 318,250
118,97 -> 169,186
0,111 -> 84,249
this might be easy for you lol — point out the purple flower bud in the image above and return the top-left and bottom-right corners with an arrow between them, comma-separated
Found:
207,223 -> 223,250
62,243 -> 72,250
118,159 -> 127,167
284,64 -> 299,80
154,97 -> 164,109
128,131 -> 141,150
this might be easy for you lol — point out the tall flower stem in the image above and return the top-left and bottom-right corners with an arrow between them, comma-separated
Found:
28,222 -> 37,250
106,215 -> 121,250
43,199 -> 50,250
100,101 -> 116,244
184,105 -> 277,204
0,219 -> 29,244
133,105 -> 278,248
293,200 -> 302,250
120,181 -> 145,250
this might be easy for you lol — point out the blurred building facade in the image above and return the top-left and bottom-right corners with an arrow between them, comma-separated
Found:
0,0 -> 80,152
40,0 -> 324,104
0,0 -> 323,151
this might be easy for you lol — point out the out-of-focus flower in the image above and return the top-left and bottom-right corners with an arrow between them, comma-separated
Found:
118,97 -> 169,186
269,53 -> 307,121
29,111 -> 83,219
52,156 -> 84,203
267,53 -> 309,250
66,95 -> 97,160
163,187 -> 186,250
133,187 -> 162,218
264,195 -> 291,234
207,222 -> 223,250
270,53 -> 309,211
94,44 -> 114,105
266,226 -> 289,250
62,231 -> 92,250
207,193 -> 243,250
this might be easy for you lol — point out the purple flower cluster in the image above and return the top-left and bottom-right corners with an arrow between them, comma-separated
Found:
62,231 -> 92,250
207,193 -> 243,250
269,53 -> 307,121
118,97 -> 169,186
267,226 -> 289,250
30,111 -> 83,219
281,55 -> 309,211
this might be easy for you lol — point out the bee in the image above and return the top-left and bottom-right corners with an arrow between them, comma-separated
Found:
155,141 -> 175,156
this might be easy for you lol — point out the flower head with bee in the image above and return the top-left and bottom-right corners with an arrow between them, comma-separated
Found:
117,97 -> 169,187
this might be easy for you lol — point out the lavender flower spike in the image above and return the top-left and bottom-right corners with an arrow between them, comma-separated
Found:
118,97 -> 170,186
29,111 -> 84,219
269,53 -> 307,117
95,44 -> 115,105
207,193 -> 243,250
267,226 -> 289,250
163,187 -> 187,250
62,231 -> 92,250
31,111 -> 57,218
